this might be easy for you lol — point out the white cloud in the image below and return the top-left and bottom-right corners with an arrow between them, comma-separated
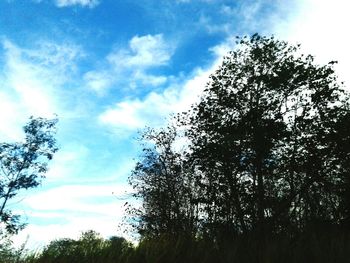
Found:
97,30 -> 236,133
108,34 -> 173,68
0,40 -> 81,141
10,156 -> 138,249
84,70 -> 114,94
84,34 -> 173,93
99,100 -> 147,130
55,0 -> 99,8
0,90 -> 23,141
133,71 -> 168,86
220,4 -> 235,16
24,184 -> 130,212
199,1 -> 270,35
198,14 -> 231,34
45,145 -> 89,182
12,183 -> 133,249
273,0 -> 350,88
26,41 -> 83,74
98,65 -> 218,132
2,40 -> 55,118
13,215 -> 127,250
98,0 -> 350,135
99,92 -> 175,131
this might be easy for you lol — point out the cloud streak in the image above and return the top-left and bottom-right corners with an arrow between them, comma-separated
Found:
84,34 -> 174,93
0,40 -> 81,140
97,33 -> 239,133
273,0 -> 350,88
55,0 -> 99,8
13,183 -> 133,248
108,34 -> 173,68
98,67 -> 218,133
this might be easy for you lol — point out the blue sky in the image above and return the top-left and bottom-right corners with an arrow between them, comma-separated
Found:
1,0 -> 349,248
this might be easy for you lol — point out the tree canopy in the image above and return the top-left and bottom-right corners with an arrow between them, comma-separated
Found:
128,34 -> 350,242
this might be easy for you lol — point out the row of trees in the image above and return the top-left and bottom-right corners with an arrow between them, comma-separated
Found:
128,34 -> 350,243
27,231 -> 133,263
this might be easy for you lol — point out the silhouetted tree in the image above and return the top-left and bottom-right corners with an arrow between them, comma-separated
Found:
0,117 -> 58,235
36,230 -> 133,263
183,34 -> 350,240
128,125 -> 200,238
129,34 -> 350,245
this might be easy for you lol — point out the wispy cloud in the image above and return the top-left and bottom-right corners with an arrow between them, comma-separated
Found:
13,216 -> 124,249
197,1 -> 267,35
198,14 -> 231,34
12,183 -> 132,248
0,37 -> 139,248
55,0 -> 99,8
273,0 -> 350,88
24,184 -> 130,213
83,70 -> 114,94
0,40 -> 82,140
44,144 -> 89,182
97,32 -> 238,134
84,34 -> 174,93
99,93 -> 175,131
98,65 -> 220,133
108,34 -> 173,68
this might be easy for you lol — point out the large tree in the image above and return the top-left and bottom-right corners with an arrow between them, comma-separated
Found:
184,34 -> 350,239
129,34 -> 350,243
0,117 -> 58,235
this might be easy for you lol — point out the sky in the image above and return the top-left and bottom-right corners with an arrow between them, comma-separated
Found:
1,0 -> 350,249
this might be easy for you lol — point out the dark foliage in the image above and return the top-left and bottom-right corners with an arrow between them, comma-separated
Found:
21,229 -> 350,263
128,34 -> 350,246
26,231 -> 133,263
128,126 -> 200,239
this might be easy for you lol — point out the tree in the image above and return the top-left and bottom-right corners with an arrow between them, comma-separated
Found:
0,117 -> 58,235
37,231 -> 133,263
183,34 -> 350,240
129,34 -> 350,245
128,126 -> 200,238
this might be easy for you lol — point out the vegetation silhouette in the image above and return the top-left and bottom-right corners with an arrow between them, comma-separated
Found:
0,117 -> 58,242
25,231 -> 134,263
126,34 -> 350,261
17,229 -> 350,263
0,117 -> 58,261
2,34 -> 350,262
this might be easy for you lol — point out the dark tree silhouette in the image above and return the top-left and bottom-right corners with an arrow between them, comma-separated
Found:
128,125 -> 200,238
183,34 -> 350,240
36,230 -> 133,263
129,34 -> 350,245
0,117 -> 58,235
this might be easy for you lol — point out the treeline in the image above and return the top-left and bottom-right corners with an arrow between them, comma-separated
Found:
1,231 -> 132,263
2,34 -> 350,262
127,35 -> 350,251
11,229 -> 350,263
